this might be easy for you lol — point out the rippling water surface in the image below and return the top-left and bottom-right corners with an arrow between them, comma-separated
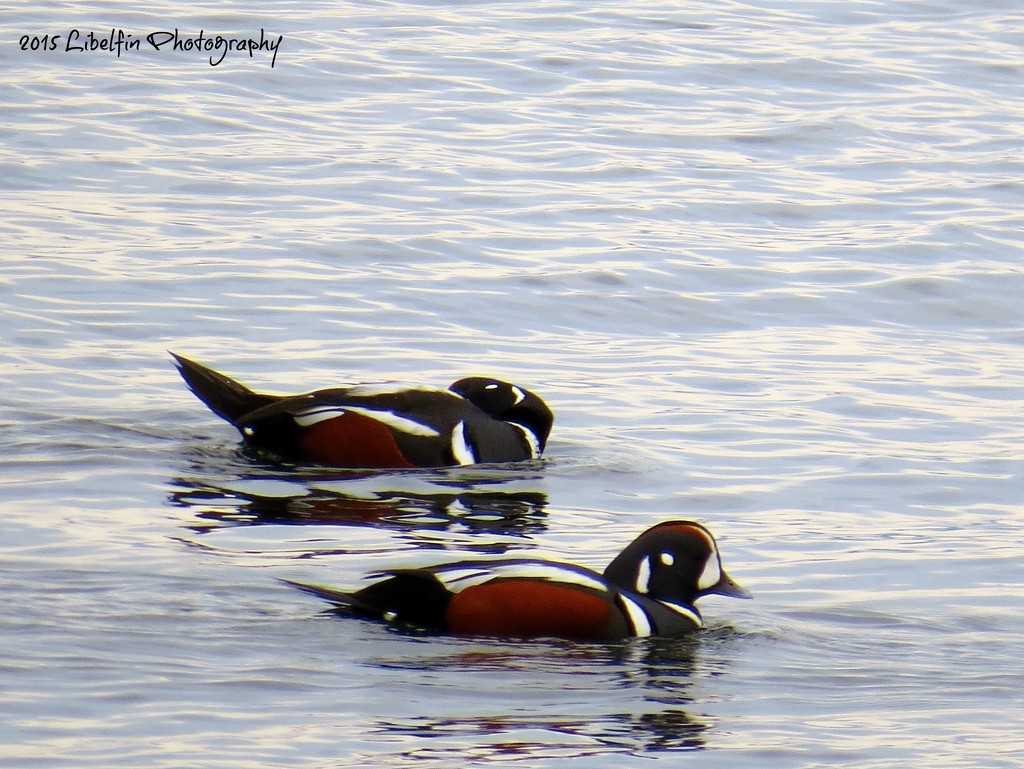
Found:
2,1 -> 1022,767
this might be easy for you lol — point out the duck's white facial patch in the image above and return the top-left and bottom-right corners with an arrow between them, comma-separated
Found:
679,524 -> 721,591
635,556 -> 651,594
450,420 -> 475,465
617,594 -> 652,637
659,552 -> 675,567
511,386 -> 526,405
485,383 -> 499,390
697,553 -> 722,591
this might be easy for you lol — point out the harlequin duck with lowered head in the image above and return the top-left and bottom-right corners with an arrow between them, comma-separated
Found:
283,520 -> 751,640
170,352 -> 553,468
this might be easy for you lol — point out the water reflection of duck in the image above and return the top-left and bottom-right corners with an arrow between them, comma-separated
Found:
170,352 -> 553,467
366,634 -> 726,753
171,479 -> 548,539
284,521 -> 750,640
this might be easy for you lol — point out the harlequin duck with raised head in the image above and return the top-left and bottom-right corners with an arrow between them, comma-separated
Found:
170,352 -> 553,468
283,520 -> 751,640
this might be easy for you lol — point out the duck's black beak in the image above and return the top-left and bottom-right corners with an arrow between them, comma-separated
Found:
708,570 -> 753,599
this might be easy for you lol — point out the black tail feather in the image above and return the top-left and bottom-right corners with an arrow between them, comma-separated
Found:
280,579 -> 362,610
170,352 -> 275,424
283,573 -> 453,629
